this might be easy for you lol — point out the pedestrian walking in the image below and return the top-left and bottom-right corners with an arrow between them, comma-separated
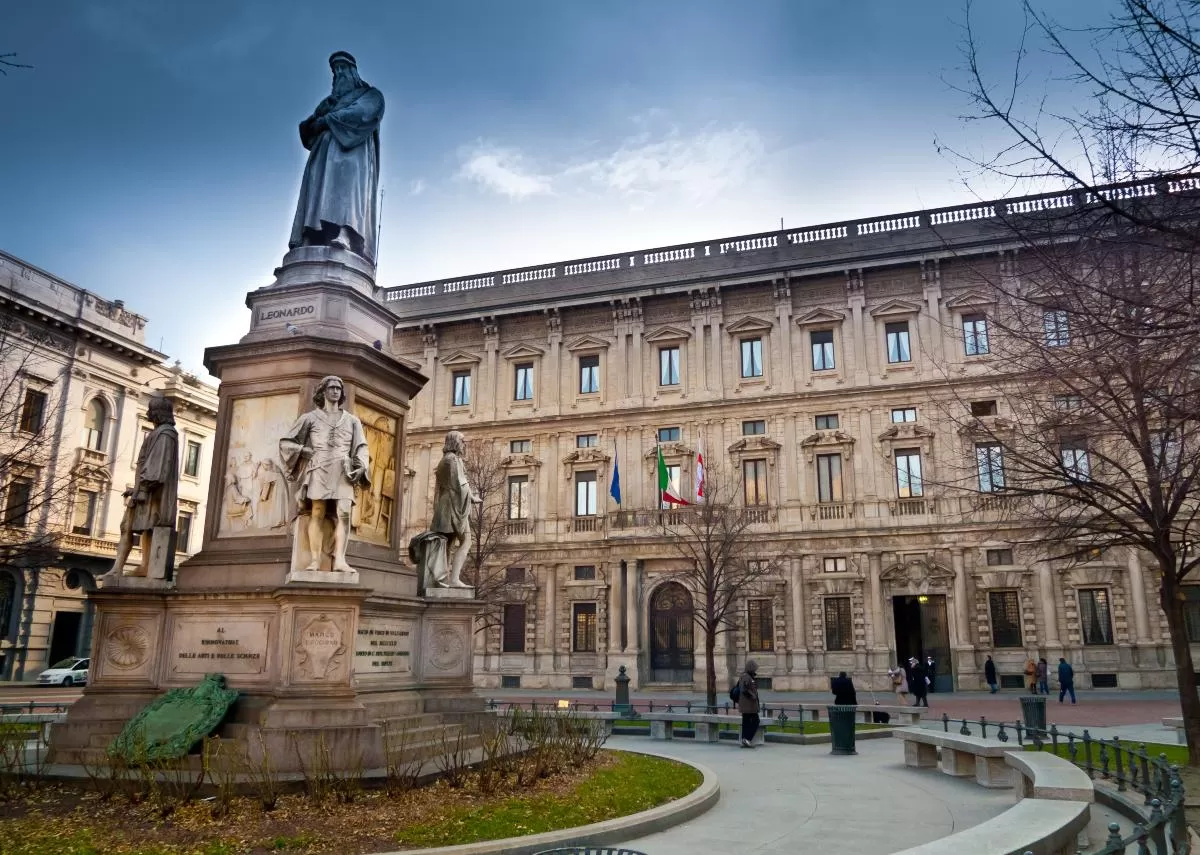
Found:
831,671 -> 858,705
1036,658 -> 1050,695
1057,657 -> 1076,704
908,657 -> 929,707
736,659 -> 761,747
984,655 -> 998,693
888,663 -> 910,702
1024,657 -> 1038,693
924,654 -> 937,693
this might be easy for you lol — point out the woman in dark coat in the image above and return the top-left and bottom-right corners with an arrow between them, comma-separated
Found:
831,671 -> 858,705
736,660 -> 761,747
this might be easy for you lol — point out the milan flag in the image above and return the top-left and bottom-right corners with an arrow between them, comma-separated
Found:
657,446 -> 689,506
695,439 -> 706,503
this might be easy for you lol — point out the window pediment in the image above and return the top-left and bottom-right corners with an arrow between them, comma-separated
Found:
728,436 -> 782,454
973,569 -> 1032,589
869,299 -> 923,318
881,559 -> 955,589
502,343 -> 545,360
643,325 -> 692,343
795,308 -> 846,327
799,431 -> 855,462
565,334 -> 611,352
644,441 -> 694,460
502,454 -> 542,469
725,316 -> 773,335
957,416 -> 1015,438
442,350 -> 482,367
877,423 -> 935,443
945,290 -> 996,310
562,448 -> 610,467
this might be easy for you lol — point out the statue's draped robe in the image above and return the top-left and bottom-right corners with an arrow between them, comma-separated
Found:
279,409 -> 370,511
289,85 -> 384,262
430,453 -> 471,540
130,425 -> 179,532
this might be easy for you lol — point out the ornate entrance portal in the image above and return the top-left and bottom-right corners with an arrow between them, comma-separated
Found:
649,582 -> 694,683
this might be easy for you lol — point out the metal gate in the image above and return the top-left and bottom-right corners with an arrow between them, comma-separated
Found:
649,582 -> 694,683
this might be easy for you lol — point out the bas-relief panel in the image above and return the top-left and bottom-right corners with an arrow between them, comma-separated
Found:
353,401 -> 397,546
219,394 -> 299,536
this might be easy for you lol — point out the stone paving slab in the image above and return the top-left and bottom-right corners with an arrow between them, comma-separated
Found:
612,735 -> 1013,855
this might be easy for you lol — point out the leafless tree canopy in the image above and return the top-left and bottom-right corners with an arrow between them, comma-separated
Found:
0,53 -> 32,76
657,465 -> 778,709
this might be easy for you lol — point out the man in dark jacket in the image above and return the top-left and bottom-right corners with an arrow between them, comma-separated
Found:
1057,658 -> 1076,704
831,671 -> 858,705
737,659 -> 761,747
984,655 -> 998,693
908,657 -> 929,707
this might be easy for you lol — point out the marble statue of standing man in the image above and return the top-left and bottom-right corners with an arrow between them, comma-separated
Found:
289,52 -> 384,262
431,431 -> 480,588
108,396 -> 179,579
279,376 -> 370,573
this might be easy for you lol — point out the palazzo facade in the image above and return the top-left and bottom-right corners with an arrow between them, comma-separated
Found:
0,251 -> 218,680
385,180 -> 1193,693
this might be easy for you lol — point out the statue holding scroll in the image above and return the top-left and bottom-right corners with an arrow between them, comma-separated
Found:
409,431 -> 479,590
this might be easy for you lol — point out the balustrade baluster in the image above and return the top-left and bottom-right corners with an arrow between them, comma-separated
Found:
1114,739 -> 1126,792
1083,730 -> 1095,778
1103,821 -> 1123,850
942,713 -> 950,732
1149,800 -> 1167,854
1134,823 -> 1150,855
980,716 -> 988,738
1099,740 -> 1111,779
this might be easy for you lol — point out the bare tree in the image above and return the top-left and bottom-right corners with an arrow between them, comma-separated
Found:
938,217 -> 1200,762
0,53 -> 32,76
657,466 -> 777,710
461,439 -> 529,633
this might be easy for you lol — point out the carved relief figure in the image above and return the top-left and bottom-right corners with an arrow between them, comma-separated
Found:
353,405 -> 396,545
279,376 -> 369,572
108,396 -> 178,578
408,431 -> 479,590
219,394 -> 299,536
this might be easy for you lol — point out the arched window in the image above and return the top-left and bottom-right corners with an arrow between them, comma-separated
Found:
83,399 -> 106,451
0,572 -> 16,638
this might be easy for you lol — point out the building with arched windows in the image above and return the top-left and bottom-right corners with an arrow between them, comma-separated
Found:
386,179 -> 1196,694
0,251 -> 218,680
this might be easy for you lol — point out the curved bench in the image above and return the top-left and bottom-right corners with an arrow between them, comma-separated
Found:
890,798 -> 1089,855
1162,716 -> 1184,744
894,728 -> 1014,788
1006,751 -> 1094,802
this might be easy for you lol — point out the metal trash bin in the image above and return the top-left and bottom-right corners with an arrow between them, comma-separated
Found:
827,704 -> 858,756
1020,695 -> 1047,734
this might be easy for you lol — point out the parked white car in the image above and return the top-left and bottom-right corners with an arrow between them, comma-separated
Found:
36,657 -> 89,686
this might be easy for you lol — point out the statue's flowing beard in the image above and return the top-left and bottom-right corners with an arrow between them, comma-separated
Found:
331,68 -> 362,98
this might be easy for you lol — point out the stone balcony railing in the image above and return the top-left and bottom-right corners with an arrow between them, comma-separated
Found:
74,447 -> 108,469
56,531 -> 119,556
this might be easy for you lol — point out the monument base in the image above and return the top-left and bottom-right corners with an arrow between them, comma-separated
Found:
424,586 -> 475,600
285,567 -> 361,586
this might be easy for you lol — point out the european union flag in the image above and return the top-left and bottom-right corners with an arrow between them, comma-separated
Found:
610,448 -> 622,505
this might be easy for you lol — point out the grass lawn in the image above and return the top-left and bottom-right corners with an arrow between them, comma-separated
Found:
0,750 -> 700,855
1026,739 -> 1189,767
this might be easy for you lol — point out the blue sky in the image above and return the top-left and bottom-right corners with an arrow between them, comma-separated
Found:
2,1 -> 1106,378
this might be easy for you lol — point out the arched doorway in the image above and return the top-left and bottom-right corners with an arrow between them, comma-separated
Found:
649,582 -> 694,683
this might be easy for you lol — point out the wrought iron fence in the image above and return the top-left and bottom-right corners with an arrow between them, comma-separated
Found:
938,714 -> 1189,855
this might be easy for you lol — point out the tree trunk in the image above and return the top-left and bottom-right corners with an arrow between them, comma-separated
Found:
705,630 -> 717,712
1160,573 -> 1200,767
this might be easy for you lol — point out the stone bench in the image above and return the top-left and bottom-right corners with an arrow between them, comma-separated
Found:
0,712 -> 66,744
894,728 -> 1014,788
890,797 -> 1090,855
1162,716 -> 1184,744
1005,751 -> 1095,803
641,712 -> 769,745
789,703 -> 922,725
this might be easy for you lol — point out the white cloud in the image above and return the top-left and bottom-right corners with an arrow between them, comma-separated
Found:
409,178 -> 427,196
456,143 -> 553,199
454,124 -> 765,206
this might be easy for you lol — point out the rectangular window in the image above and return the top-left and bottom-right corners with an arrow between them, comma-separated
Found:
740,337 -> 763,378
814,414 -> 839,430
1061,442 -> 1091,481
1054,395 -> 1082,411
2,478 -> 32,527
1185,588 -> 1200,643
894,449 -> 924,498
659,464 -> 682,510
176,511 -> 194,553
514,363 -> 534,401
963,313 -> 990,355
988,591 -> 1023,647
505,567 -> 526,584
19,389 -> 47,434
574,565 -> 596,581
657,426 -> 681,443
885,321 -> 911,364
742,458 -> 768,506
507,475 -> 529,520
976,442 -> 1005,493
572,602 -> 597,652
811,330 -> 835,371
986,548 -> 1014,566
576,433 -> 598,449
823,556 -> 848,573
748,599 -> 774,652
575,471 -> 597,516
1043,309 -> 1070,347
1079,588 -> 1114,645
509,439 -> 531,454
579,355 -> 600,394
824,597 -> 853,651
183,440 -> 202,478
816,453 -> 844,503
742,419 -> 766,436
71,489 -> 97,535
971,400 -> 998,417
502,603 -> 526,653
659,346 -> 680,386
891,407 -> 917,423
452,371 -> 471,407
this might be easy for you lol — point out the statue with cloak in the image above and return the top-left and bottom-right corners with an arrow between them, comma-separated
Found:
289,51 -> 384,263
108,396 -> 179,579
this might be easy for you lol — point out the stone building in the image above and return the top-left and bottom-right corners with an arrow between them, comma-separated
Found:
384,179 -> 1193,694
0,251 -> 218,680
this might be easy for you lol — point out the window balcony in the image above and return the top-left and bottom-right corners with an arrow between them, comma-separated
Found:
890,498 -> 935,518
743,506 -> 776,525
505,520 -> 533,536
572,516 -> 603,534
75,447 -> 108,468
56,531 -> 119,556
810,502 -> 853,521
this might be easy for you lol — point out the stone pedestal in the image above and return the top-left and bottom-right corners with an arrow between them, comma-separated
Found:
51,248 -> 483,772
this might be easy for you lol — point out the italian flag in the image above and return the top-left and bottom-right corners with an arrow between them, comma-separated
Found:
657,446 -> 689,506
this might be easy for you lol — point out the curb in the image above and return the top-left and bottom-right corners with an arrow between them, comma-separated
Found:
373,748 -> 719,855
